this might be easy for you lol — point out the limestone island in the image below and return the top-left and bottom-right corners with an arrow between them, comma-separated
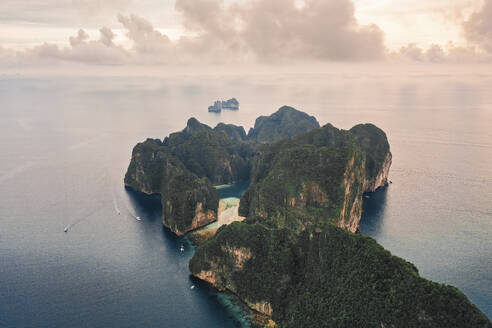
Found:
124,106 -> 491,328
208,98 -> 239,113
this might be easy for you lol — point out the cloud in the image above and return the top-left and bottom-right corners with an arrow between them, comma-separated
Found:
117,14 -> 172,55
463,0 -> 492,53
398,43 -> 425,61
393,0 -> 492,63
100,27 -> 116,47
69,29 -> 90,47
396,42 -> 488,63
2,28 -> 130,65
0,15 -> 175,66
1,0 -> 491,66
0,0 -> 132,25
175,0 -> 386,61
398,43 -> 450,63
1,0 -> 388,66
0,46 -> 17,64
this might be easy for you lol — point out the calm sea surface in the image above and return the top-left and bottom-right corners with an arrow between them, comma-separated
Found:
1,69 -> 491,327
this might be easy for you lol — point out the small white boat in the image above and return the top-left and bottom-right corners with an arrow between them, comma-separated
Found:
64,226 -> 69,233
136,216 -> 141,221
364,195 -> 370,199
190,285 -> 195,290
180,245 -> 185,252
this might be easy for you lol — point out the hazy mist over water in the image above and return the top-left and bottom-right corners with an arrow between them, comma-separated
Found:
1,66 -> 491,326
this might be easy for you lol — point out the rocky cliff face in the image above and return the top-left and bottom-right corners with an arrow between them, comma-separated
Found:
125,111 -> 393,237
194,245 -> 253,291
338,154 -> 366,232
248,106 -> 320,143
124,113 -> 392,236
193,242 -> 275,320
213,123 -> 247,142
364,152 -> 392,192
350,123 -> 392,192
239,124 -> 369,232
127,107 -> 490,327
190,223 -> 293,322
124,139 -> 219,236
164,118 -> 254,185
124,139 -> 168,195
125,107 -> 324,235
160,175 -> 218,236
190,222 -> 492,328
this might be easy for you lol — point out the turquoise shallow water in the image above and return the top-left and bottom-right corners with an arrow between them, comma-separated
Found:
216,181 -> 250,199
0,72 -> 491,327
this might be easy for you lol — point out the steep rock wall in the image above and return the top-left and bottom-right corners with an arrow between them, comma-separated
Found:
124,139 -> 219,236
364,152 -> 392,192
190,223 -> 492,328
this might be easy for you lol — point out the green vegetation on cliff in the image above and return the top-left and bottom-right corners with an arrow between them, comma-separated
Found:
159,165 -> 218,235
124,138 -> 219,235
248,106 -> 320,143
240,123 -> 368,232
190,222 -> 492,328
350,123 -> 392,184
124,138 -> 168,195
164,118 -> 254,185
124,107 -> 393,235
124,107 -> 322,235
126,106 -> 490,326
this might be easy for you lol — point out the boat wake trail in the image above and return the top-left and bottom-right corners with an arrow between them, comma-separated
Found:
123,200 -> 141,221
63,207 -> 103,233
112,196 -> 121,216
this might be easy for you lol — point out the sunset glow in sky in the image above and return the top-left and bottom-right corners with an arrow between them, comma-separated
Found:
0,0 -> 490,66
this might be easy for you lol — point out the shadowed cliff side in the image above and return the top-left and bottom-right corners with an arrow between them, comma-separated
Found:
188,111 -> 490,327
350,123 -> 392,192
124,107 -> 391,235
190,222 -> 492,328
124,106 -> 490,327
124,107 -> 321,235
239,123 -> 392,233
164,118 -> 254,185
124,139 -> 219,235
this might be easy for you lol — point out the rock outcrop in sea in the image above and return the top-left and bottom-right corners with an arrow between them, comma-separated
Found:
208,98 -> 240,112
124,118 -> 255,235
239,122 -> 391,233
125,106 -> 491,327
124,106 -> 390,235
190,221 -> 492,328
124,138 -> 219,235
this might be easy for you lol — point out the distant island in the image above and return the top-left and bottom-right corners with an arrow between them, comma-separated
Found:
124,107 -> 491,328
208,98 -> 239,113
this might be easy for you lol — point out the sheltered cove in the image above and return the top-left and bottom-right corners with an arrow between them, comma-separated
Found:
125,107 -> 491,328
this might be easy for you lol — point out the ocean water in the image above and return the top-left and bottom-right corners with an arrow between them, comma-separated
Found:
0,68 -> 491,326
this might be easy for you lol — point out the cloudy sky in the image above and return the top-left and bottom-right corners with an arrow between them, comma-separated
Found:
0,0 -> 491,66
